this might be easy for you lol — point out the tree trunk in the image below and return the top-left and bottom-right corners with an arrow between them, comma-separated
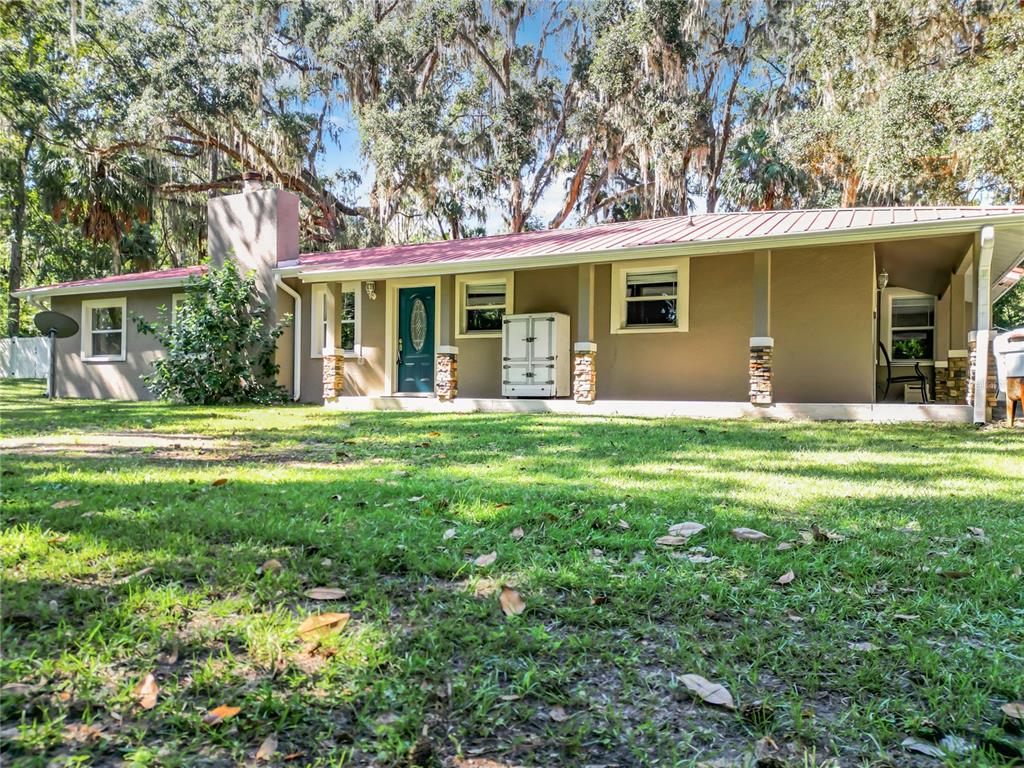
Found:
6,135 -> 33,337
550,145 -> 593,229
842,172 -> 860,207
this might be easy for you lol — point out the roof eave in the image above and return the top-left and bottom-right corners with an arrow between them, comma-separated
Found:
279,214 -> 1024,283
13,274 -> 196,300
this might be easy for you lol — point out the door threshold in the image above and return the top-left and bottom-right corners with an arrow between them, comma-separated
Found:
391,392 -> 435,398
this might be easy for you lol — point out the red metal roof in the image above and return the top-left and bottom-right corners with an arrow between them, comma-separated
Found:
294,206 -> 1024,274
18,206 -> 1024,295
24,265 -> 204,294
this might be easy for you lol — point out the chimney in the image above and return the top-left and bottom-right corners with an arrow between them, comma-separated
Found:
242,171 -> 265,193
206,180 -> 299,309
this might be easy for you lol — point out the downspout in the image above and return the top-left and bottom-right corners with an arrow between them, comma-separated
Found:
275,277 -> 302,401
973,226 -> 995,424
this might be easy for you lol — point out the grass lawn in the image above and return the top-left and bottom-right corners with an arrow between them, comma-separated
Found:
2,379 -> 1023,767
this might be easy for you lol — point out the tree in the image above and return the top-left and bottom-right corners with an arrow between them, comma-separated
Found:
995,280 -> 1024,332
719,127 -> 805,211
134,263 -> 290,404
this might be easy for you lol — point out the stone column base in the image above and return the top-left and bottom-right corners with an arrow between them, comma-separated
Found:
966,336 -> 997,411
933,352 -> 968,404
749,337 -> 774,405
435,346 -> 458,401
573,342 -> 596,403
323,351 -> 345,399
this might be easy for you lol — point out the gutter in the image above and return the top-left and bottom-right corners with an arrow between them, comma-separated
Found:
274,212 -> 1024,283
973,226 -> 995,424
13,274 -> 197,300
274,277 -> 302,402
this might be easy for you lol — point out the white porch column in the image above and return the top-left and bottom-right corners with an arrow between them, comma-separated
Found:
573,265 -> 597,403
749,250 -> 773,405
436,275 -> 458,400
969,226 -> 996,423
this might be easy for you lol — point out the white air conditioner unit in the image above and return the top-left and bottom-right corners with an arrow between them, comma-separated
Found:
501,312 -> 570,397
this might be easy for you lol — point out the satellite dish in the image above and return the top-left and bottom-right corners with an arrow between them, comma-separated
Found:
33,311 -> 79,399
34,311 -> 79,339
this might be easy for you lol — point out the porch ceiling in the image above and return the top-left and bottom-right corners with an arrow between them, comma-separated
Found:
875,234 -> 973,295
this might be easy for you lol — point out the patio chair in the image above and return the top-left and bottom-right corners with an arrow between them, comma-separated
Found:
879,341 -> 929,402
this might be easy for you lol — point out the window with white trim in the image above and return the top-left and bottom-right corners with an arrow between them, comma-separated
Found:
310,284 -> 335,358
171,293 -> 186,324
81,297 -> 127,361
890,296 -> 935,363
456,272 -> 513,338
610,257 -> 689,333
339,281 -> 361,357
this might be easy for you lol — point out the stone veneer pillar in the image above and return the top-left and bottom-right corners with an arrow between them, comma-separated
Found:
966,334 -> 997,412
749,337 -> 774,405
573,342 -> 597,403
435,346 -> 458,401
322,349 -> 345,400
933,351 -> 968,404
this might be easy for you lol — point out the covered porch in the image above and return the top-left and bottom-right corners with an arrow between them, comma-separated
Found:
297,220 -> 1015,424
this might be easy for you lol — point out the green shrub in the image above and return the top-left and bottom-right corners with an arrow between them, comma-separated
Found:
134,263 -> 291,404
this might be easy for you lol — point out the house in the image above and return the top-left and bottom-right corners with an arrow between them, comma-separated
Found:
15,179 -> 1024,423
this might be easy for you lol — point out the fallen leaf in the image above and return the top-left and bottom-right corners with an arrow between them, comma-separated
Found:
893,613 -> 919,621
686,553 -> 720,563
474,551 -> 497,567
680,674 -> 735,709
51,500 -> 80,509
62,723 -> 103,742
811,523 -> 845,543
442,528 -> 457,541
203,704 -> 241,724
282,752 -> 306,761
407,495 -> 425,502
548,705 -> 570,722
304,587 -> 347,600
776,541 -> 795,551
133,673 -> 159,710
776,570 -> 795,585
617,519 -> 630,530
211,478 -> 228,487
848,641 -> 879,652
257,558 -> 282,575
427,431 -> 441,437
297,612 -> 350,640
967,526 -> 986,538
655,535 -> 690,547
256,733 -> 278,761
1,682 -> 37,697
731,527 -> 771,542
668,522 -> 706,538
902,737 -> 946,758
499,587 -> 526,616
1002,702 -> 1024,721
510,527 -> 525,541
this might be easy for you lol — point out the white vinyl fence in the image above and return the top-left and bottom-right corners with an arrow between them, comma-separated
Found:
0,336 -> 51,379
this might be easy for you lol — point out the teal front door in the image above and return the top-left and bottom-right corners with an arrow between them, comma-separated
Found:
397,287 -> 435,393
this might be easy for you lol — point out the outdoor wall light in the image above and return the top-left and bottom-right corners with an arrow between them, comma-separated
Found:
877,269 -> 889,291
365,281 -> 377,300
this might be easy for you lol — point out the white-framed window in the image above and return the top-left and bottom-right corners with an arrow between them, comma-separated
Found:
456,272 -> 513,338
610,257 -> 689,334
310,284 -> 336,358
81,297 -> 127,362
171,293 -> 186,324
889,294 -> 935,363
339,281 -> 361,357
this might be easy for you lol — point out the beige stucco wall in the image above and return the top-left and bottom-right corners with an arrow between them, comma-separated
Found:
296,279 -> 386,402
772,244 -> 875,403
593,253 -> 753,400
50,290 -> 175,401
293,243 -> 876,404
456,265 -> 580,397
